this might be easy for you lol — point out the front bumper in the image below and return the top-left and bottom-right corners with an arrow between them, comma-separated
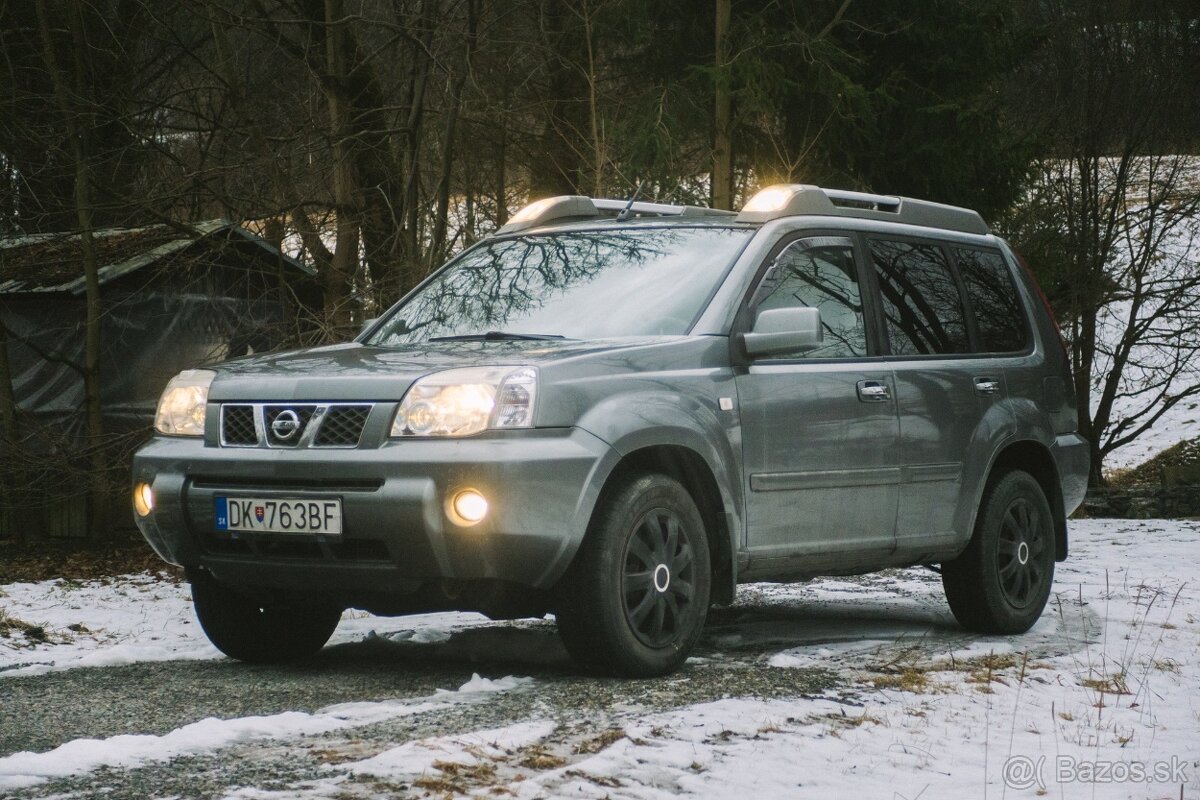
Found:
132,427 -> 614,601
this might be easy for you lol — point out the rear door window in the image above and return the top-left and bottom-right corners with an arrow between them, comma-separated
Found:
954,248 -> 1029,353
869,239 -> 971,356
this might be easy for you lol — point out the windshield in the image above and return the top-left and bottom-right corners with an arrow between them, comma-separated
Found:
367,226 -> 752,344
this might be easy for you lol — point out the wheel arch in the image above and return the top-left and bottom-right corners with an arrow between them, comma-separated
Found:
585,444 -> 737,605
983,440 -> 1068,561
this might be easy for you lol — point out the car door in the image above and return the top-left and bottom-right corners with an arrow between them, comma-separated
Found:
735,234 -> 900,566
866,236 -> 1006,549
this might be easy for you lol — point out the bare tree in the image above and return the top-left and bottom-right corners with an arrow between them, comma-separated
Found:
428,0 -> 480,269
34,0 -> 109,535
1015,156 -> 1200,483
1004,0 -> 1200,483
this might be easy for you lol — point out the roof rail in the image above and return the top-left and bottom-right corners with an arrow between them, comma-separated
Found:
497,195 -> 736,234
734,184 -> 989,235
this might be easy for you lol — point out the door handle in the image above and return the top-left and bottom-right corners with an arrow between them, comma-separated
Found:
857,380 -> 891,403
974,377 -> 1001,395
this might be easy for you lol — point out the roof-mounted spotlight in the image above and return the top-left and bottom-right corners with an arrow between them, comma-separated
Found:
734,184 -> 988,234
497,196 -> 599,234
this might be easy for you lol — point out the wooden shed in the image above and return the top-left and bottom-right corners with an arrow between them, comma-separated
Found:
0,219 -> 321,539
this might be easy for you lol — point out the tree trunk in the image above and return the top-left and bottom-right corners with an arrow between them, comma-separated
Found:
534,0 -> 588,196
322,0 -> 359,337
0,307 -> 14,439
400,2 -> 435,289
429,0 -> 478,270
582,0 -> 604,196
495,84 -> 510,226
0,313 -> 18,544
712,0 -> 733,210
37,0 -> 109,540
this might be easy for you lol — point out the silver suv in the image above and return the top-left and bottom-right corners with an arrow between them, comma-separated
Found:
133,185 -> 1089,676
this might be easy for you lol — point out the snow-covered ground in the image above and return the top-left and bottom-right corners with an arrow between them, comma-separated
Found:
0,576 -> 493,678
2,519 -> 1198,799
1102,396 -> 1200,470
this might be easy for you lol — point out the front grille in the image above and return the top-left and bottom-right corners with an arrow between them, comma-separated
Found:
219,403 -> 375,448
314,405 -> 371,447
264,405 -> 316,447
221,405 -> 258,446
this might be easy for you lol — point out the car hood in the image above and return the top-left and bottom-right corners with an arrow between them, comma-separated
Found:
208,338 -> 680,401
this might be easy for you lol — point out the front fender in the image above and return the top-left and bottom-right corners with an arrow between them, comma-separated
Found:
568,389 -> 745,584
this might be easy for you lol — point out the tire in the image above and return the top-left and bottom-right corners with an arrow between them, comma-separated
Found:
556,471 -> 712,677
191,572 -> 342,663
942,470 -> 1056,634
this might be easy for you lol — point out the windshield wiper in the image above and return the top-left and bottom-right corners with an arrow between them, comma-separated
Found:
428,331 -> 568,342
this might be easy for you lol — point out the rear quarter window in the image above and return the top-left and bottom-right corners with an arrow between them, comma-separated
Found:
954,248 -> 1029,353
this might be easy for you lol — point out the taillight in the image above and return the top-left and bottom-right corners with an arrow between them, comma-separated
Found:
1012,249 -> 1068,355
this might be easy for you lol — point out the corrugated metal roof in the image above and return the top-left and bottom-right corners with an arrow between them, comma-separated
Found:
0,219 -> 315,294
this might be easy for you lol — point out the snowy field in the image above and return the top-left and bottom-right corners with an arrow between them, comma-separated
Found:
1,519 -> 1197,799
1103,394 -> 1200,471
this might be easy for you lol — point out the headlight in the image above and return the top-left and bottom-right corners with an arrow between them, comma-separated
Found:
391,367 -> 538,437
154,369 -> 215,436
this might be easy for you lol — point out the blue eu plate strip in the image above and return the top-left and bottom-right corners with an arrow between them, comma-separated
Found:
214,497 -> 229,530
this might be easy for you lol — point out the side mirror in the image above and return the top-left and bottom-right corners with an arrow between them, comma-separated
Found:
359,317 -> 379,336
742,307 -> 822,357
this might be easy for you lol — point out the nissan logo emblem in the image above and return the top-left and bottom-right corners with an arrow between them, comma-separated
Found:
271,409 -> 302,441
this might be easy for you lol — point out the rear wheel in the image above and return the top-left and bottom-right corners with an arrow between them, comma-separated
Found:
556,471 -> 711,676
191,572 -> 342,663
942,470 -> 1055,634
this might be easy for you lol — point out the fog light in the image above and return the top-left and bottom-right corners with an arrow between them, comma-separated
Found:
133,483 -> 154,517
450,489 -> 488,526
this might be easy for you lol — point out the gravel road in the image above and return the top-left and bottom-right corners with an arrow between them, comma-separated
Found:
1,606 -> 848,799
0,566 -> 1103,800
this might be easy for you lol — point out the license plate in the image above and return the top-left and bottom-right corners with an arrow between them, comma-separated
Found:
215,497 -> 342,535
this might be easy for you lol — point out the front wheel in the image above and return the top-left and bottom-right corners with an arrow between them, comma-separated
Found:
191,572 -> 342,663
556,471 -> 711,677
942,470 -> 1056,634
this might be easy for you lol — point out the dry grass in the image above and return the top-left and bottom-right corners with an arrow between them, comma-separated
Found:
943,652 -> 1026,691
0,540 -> 182,584
516,747 -> 566,770
1079,672 -> 1132,695
572,727 -> 625,754
0,609 -> 49,642
411,760 -> 499,794
308,740 -> 375,766
869,668 -> 932,693
563,770 -> 622,788
817,709 -> 885,733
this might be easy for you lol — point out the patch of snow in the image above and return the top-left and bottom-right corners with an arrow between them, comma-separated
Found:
0,673 -> 531,791
0,575 -> 217,676
0,575 -> 493,677
766,639 -> 899,669
346,719 -> 556,778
